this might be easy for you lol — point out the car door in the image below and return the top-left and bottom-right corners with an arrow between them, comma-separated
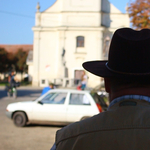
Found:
31,91 -> 68,122
66,92 -> 94,122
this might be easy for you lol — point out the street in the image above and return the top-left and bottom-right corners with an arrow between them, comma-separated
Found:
0,86 -> 61,150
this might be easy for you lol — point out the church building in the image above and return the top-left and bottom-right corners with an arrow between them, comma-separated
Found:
31,0 -> 129,87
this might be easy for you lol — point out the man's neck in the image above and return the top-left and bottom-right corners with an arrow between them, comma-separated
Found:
109,87 -> 150,102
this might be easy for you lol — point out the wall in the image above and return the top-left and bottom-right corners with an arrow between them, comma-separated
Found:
32,0 -> 130,87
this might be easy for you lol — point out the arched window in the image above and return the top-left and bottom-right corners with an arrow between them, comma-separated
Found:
76,36 -> 84,47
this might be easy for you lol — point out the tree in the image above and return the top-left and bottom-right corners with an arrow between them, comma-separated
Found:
7,52 -> 17,72
0,47 -> 28,74
15,49 -> 28,73
0,48 -> 8,73
128,0 -> 150,30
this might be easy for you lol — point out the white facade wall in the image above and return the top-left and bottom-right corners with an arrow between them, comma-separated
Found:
31,0 -> 130,87
46,0 -> 101,12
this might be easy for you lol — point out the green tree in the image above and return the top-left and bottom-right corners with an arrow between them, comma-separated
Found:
0,47 -> 29,82
128,0 -> 150,30
7,52 -> 17,72
15,49 -> 28,73
0,48 -> 8,73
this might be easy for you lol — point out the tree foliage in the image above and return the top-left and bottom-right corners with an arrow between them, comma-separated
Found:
128,0 -> 150,30
15,49 -> 28,72
7,52 -> 17,71
0,48 -> 8,73
0,48 -> 28,73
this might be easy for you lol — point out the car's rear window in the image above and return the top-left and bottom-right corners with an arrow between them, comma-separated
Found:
69,93 -> 91,105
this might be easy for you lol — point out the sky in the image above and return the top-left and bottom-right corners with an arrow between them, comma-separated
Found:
0,0 -> 129,44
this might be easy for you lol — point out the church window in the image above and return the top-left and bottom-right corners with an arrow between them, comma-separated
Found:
76,36 -> 84,47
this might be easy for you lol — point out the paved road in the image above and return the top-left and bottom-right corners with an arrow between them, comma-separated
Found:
0,86 -> 61,150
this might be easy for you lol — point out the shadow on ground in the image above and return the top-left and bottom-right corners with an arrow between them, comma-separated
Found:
0,88 -> 42,99
25,124 -> 65,128
17,89 -> 42,97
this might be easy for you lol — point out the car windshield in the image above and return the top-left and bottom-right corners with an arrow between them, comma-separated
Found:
41,92 -> 67,104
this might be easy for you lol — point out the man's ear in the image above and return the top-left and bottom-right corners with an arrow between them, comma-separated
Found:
104,78 -> 111,93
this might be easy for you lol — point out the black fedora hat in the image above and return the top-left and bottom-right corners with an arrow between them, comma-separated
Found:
83,28 -> 150,78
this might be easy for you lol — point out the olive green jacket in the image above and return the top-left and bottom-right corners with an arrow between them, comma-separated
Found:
55,99 -> 150,150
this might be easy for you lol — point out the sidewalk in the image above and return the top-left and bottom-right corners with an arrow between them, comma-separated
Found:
0,85 -> 77,90
0,85 -> 43,90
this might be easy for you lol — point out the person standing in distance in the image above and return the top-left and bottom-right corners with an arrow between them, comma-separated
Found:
81,70 -> 88,90
41,83 -> 54,95
8,70 -> 17,88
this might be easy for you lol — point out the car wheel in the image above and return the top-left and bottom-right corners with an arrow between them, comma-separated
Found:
13,112 -> 27,127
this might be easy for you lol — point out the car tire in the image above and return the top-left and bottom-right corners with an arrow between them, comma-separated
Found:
13,112 -> 27,127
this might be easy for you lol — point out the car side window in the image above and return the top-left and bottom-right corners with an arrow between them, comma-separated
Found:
69,93 -> 91,105
41,93 -> 67,104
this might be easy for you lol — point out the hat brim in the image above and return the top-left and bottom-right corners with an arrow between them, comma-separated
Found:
82,60 -> 132,78
82,61 -> 113,77
83,61 -> 150,78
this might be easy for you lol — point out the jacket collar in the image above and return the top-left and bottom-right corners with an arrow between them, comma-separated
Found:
108,95 -> 150,110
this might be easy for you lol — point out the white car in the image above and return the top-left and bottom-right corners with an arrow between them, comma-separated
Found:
6,89 -> 102,127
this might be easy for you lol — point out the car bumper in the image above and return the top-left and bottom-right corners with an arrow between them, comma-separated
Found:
6,111 -> 13,119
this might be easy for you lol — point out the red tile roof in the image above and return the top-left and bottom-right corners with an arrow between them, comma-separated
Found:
0,45 -> 33,53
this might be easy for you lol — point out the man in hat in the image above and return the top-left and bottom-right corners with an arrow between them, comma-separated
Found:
50,28 -> 150,150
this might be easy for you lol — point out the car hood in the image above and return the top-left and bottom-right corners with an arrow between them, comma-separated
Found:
6,101 -> 35,112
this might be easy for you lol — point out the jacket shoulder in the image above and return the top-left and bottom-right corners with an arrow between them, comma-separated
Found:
56,113 -> 105,145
